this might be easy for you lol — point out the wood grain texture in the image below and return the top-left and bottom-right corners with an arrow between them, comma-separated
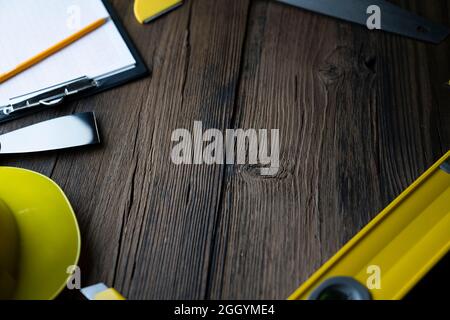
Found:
1,0 -> 448,299
206,0 -> 450,299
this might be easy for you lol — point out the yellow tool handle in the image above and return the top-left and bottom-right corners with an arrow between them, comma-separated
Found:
134,0 -> 183,24
80,283 -> 126,300
93,288 -> 126,300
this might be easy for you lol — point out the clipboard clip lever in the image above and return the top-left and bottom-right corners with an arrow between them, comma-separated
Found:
0,76 -> 99,123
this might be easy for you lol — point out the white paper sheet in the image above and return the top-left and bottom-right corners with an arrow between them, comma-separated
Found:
0,0 -> 136,105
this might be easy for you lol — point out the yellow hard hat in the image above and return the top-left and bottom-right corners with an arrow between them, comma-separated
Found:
0,167 -> 80,300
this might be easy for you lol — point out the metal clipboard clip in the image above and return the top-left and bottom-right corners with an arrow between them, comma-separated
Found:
0,76 -> 99,123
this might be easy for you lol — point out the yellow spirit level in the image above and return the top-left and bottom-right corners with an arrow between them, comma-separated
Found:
290,150 -> 450,300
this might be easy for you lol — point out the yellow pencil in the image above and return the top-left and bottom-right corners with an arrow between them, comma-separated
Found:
0,17 -> 109,84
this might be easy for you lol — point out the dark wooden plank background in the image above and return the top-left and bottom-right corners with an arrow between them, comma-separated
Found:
1,0 -> 448,299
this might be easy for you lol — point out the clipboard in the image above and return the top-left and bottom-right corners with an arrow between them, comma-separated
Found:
0,0 -> 148,123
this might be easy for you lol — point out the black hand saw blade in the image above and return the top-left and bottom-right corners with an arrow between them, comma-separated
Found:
277,0 -> 449,43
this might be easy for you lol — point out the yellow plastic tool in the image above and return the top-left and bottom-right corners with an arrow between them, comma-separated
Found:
95,288 -> 126,300
290,150 -> 450,300
81,283 -> 126,300
0,167 -> 80,300
134,0 -> 183,24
